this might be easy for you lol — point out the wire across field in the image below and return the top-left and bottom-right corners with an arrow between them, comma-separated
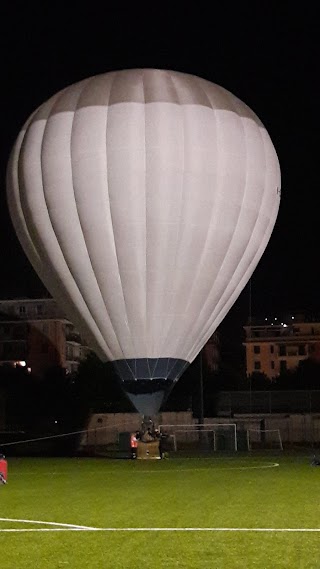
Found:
0,454 -> 320,568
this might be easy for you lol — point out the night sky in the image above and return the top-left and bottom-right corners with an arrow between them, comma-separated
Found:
1,4 -> 318,327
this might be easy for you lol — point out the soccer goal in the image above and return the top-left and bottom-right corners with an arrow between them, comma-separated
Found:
159,423 -> 238,453
246,429 -> 283,451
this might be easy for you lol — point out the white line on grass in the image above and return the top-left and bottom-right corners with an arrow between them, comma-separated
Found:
7,462 -> 280,476
0,518 -> 97,530
131,462 -> 280,473
0,529 -> 91,532
1,527 -> 320,533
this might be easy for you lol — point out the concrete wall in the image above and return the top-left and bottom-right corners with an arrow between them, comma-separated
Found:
80,411 -> 194,447
80,411 -> 320,449
234,413 -> 320,444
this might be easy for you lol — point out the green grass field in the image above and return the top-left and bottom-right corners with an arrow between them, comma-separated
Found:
1,453 -> 320,568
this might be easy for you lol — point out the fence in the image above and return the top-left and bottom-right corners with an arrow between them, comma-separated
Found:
80,411 -> 320,451
3,407 -> 320,456
216,390 -> 320,415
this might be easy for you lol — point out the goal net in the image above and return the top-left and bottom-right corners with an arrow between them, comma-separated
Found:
159,423 -> 238,454
246,429 -> 283,451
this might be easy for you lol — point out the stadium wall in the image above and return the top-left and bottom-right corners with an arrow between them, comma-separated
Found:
80,411 -> 320,448
81,412 -> 320,449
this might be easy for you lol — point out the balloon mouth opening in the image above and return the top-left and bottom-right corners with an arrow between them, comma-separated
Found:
108,358 -> 189,415
111,357 -> 189,383
121,378 -> 174,394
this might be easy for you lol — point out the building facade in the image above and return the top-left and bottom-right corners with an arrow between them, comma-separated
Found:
243,312 -> 320,379
0,298 -> 220,379
0,298 -> 90,376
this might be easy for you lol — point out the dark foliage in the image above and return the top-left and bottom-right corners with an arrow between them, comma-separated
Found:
73,353 -> 135,413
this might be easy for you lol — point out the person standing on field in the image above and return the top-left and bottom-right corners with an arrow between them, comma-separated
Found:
130,432 -> 138,459
0,454 -> 7,484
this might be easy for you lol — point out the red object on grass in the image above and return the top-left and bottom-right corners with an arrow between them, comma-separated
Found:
0,458 -> 7,483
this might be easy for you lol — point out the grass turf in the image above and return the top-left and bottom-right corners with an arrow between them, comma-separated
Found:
0,453 -> 320,568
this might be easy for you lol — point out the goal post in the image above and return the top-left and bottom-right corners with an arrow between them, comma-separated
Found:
170,430 -> 216,452
246,428 -> 283,451
159,423 -> 238,452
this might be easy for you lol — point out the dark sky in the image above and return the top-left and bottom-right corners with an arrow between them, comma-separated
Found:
0,3 -> 318,325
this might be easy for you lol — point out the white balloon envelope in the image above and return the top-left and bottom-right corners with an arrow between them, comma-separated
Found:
6,69 -> 281,416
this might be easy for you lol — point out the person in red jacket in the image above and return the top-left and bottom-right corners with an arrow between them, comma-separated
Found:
130,433 -> 138,459
0,454 -> 7,484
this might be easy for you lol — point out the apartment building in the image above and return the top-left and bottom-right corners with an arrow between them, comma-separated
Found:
243,312 -> 320,378
0,298 -> 90,376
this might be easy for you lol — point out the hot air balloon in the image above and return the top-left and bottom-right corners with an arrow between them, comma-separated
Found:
6,69 -> 280,418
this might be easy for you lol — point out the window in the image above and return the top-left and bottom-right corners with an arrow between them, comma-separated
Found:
36,304 -> 43,315
3,342 -> 25,358
280,360 -> 287,373
13,325 -> 25,340
279,345 -> 286,356
298,344 -> 305,356
42,322 -> 48,335
253,345 -> 260,354
271,361 -> 275,369
254,361 -> 261,370
270,345 -> 274,354
1,325 -> 10,335
66,346 -> 74,359
19,305 -> 26,314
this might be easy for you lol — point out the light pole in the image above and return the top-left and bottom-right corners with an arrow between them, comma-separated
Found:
199,350 -> 204,426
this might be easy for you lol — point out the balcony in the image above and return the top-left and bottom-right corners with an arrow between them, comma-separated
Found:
65,331 -> 81,344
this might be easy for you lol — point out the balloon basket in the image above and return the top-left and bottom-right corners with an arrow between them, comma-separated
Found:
137,441 -> 160,460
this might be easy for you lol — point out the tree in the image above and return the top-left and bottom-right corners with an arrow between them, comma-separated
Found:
247,371 -> 274,391
0,364 -> 42,430
73,353 -> 135,413
268,354 -> 320,391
